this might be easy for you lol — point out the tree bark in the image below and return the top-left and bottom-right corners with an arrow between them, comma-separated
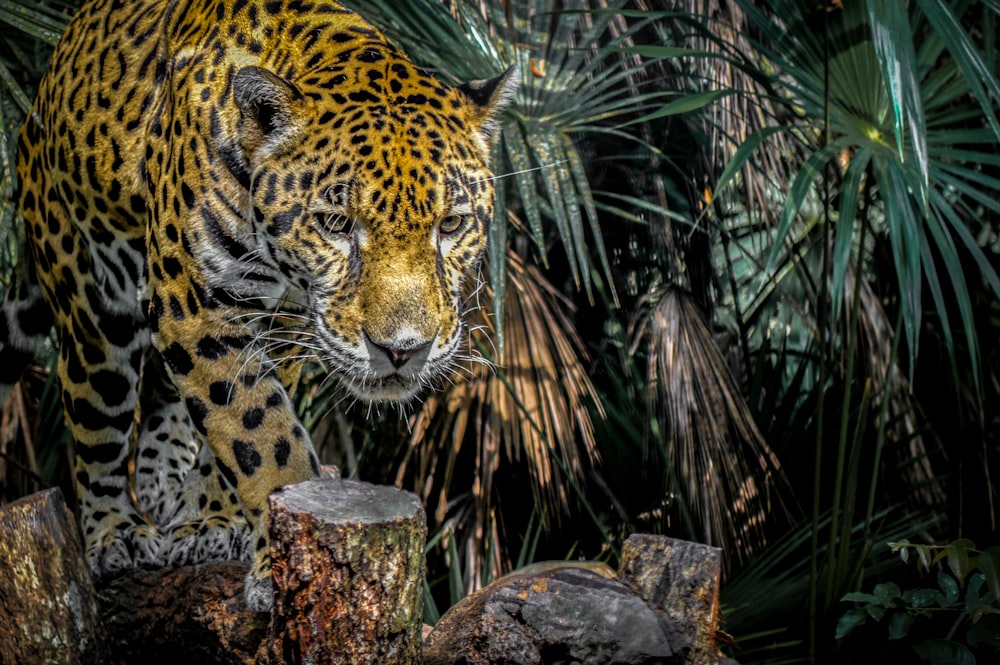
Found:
618,534 -> 723,664
98,561 -> 269,665
3,489 -> 726,665
0,488 -> 109,665
267,477 -> 427,664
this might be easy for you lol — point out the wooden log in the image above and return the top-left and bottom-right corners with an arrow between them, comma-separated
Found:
266,477 -> 426,664
94,477 -> 425,664
0,487 -> 109,664
97,561 -> 270,665
618,534 -> 723,664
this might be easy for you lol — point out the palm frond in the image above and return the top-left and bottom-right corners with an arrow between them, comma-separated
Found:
632,286 -> 791,561
728,0 -> 1000,386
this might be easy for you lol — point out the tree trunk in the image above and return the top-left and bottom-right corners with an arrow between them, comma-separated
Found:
0,488 -> 109,665
95,478 -> 428,664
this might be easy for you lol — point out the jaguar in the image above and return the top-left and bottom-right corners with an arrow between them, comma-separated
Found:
0,0 -> 516,611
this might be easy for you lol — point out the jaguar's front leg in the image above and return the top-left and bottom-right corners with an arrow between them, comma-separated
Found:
151,291 -> 321,611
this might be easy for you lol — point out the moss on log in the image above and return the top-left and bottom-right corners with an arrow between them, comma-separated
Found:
0,488 -> 109,664
619,534 -> 723,664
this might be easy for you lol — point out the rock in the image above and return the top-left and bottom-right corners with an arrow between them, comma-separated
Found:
424,563 -> 679,665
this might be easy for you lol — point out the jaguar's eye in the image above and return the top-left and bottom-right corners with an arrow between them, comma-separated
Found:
439,214 -> 466,235
316,212 -> 354,235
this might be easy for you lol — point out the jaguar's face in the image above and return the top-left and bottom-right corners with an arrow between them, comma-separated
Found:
305,171 -> 492,402
234,62 -> 515,401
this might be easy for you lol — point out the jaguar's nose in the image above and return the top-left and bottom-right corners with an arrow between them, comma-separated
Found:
366,336 -> 432,370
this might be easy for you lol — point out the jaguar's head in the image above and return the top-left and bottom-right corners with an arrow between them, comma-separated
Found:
231,57 -> 517,402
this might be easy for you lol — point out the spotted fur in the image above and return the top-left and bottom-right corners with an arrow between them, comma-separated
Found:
0,0 -> 516,611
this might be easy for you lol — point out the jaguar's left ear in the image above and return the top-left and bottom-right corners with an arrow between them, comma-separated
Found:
457,66 -> 519,156
233,66 -> 305,159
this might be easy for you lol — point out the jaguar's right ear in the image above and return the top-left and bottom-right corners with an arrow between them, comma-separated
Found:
457,66 -> 519,158
233,66 -> 304,158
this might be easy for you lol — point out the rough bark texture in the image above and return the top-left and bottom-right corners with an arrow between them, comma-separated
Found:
5,487 -> 725,665
423,562 -> 679,665
94,478 -> 427,664
619,534 -> 723,664
97,561 -> 270,665
266,477 -> 426,664
0,488 -> 109,665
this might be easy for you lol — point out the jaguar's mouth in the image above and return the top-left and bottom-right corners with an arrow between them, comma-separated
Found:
341,372 -> 424,403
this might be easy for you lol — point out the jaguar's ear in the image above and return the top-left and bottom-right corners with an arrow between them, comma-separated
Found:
233,66 -> 304,157
457,66 -> 519,157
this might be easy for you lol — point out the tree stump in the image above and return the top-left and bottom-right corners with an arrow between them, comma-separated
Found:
619,534 -> 723,664
0,488 -> 109,664
267,477 -> 426,664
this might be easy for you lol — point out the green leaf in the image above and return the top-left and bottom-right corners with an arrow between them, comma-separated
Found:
446,530 -> 465,607
564,136 -> 614,305
916,545 -> 933,572
618,89 -> 734,127
714,126 -> 787,201
489,138 -> 507,351
877,158 -> 923,375
423,578 -> 440,625
534,132 -> 584,292
0,59 -> 33,116
554,142 -> 589,299
915,0 -> 1000,141
831,149 -> 872,322
965,573 -> 986,610
503,127 -> 547,262
909,588 -> 944,609
919,210 -> 976,392
867,0 -> 928,209
865,604 -> 887,621
977,547 -> 1000,601
874,582 -> 902,606
835,608 -> 869,639
931,188 -> 1000,303
765,138 -> 850,274
912,639 -> 977,665
947,539 -> 976,585
0,0 -> 68,45
888,612 -> 915,640
842,591 -> 878,603
938,571 -> 960,605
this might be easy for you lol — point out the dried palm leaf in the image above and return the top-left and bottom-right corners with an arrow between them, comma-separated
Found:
397,246 -> 602,591
632,285 -> 790,561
